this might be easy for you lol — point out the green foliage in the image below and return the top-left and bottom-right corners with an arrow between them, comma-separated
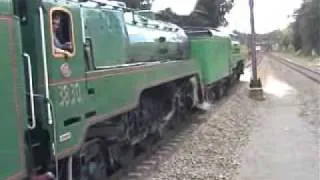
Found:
155,0 -> 234,27
260,0 -> 320,55
291,0 -> 320,55
120,0 -> 234,28
119,0 -> 141,8
117,0 -> 155,10
280,24 -> 293,50
262,26 -> 293,52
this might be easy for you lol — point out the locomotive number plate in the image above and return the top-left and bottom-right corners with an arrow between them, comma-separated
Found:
57,83 -> 82,107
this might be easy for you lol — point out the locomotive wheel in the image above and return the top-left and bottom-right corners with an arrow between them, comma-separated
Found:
116,144 -> 135,168
154,124 -> 165,140
214,85 -> 222,99
233,73 -> 238,83
174,88 -> 188,123
206,88 -> 216,103
79,139 -> 108,180
236,73 -> 241,81
222,82 -> 229,96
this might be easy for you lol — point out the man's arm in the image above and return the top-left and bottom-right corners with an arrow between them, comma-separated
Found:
54,47 -> 72,57
54,35 -> 72,51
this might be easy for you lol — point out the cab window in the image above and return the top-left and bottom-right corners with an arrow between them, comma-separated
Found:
50,9 -> 75,58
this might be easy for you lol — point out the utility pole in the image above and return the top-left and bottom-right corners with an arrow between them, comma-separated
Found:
248,0 -> 264,100
249,0 -> 257,81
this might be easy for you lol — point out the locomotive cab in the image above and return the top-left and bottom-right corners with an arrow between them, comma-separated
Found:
3,0 -> 203,179
51,9 -> 75,58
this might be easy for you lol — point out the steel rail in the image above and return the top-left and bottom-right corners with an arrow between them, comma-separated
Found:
270,54 -> 320,84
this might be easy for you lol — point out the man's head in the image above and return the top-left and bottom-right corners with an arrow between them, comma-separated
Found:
52,13 -> 61,33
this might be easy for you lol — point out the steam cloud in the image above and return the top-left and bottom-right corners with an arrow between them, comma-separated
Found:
151,0 -> 198,16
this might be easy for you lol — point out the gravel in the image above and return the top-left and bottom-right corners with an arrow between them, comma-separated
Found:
142,76 -> 260,180
267,55 -> 320,128
234,55 -> 320,180
141,54 -> 320,180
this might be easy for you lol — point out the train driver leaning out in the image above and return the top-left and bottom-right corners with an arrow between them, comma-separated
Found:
52,13 -> 73,55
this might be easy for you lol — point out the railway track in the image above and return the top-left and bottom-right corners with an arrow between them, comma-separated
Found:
270,54 -> 320,84
109,82 -> 245,180
110,112 -> 204,180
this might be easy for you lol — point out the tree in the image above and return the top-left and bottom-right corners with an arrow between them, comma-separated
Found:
118,0 -> 234,28
291,0 -> 320,55
119,0 -> 141,8
117,0 -> 153,9
154,0 -> 234,28
279,25 -> 293,50
140,0 -> 153,10
292,20 -> 302,51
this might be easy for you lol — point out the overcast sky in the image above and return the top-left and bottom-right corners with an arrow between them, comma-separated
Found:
152,0 -> 303,34
225,0 -> 303,34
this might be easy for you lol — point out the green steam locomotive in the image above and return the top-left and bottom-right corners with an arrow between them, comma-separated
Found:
1,0 -> 244,179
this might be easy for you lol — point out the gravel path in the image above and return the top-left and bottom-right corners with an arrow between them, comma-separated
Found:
235,55 -> 320,180
142,65 -> 261,180
141,54 -> 320,180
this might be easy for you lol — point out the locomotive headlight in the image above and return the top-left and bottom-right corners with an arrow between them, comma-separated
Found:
60,63 -> 72,78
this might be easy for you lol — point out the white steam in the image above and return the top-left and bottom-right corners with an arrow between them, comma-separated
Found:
151,0 -> 199,16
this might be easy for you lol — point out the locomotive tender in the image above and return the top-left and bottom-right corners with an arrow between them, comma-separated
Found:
1,0 -> 244,179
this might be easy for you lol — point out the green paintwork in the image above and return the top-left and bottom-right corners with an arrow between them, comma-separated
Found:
231,42 -> 244,69
127,39 -> 182,62
42,2 -> 85,81
0,0 -> 12,15
49,60 -> 199,155
125,12 -> 188,62
231,53 -> 244,68
83,7 -> 128,67
190,36 -> 232,85
0,0 -> 242,178
0,17 -> 27,180
38,2 -> 200,156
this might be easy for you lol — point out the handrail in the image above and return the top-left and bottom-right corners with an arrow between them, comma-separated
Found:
40,6 -> 59,178
39,7 -> 53,126
24,53 -> 36,130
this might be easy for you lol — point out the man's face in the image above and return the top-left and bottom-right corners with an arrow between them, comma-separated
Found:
53,17 -> 60,33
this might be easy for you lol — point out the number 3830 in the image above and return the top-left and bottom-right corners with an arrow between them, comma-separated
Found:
57,83 -> 82,107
